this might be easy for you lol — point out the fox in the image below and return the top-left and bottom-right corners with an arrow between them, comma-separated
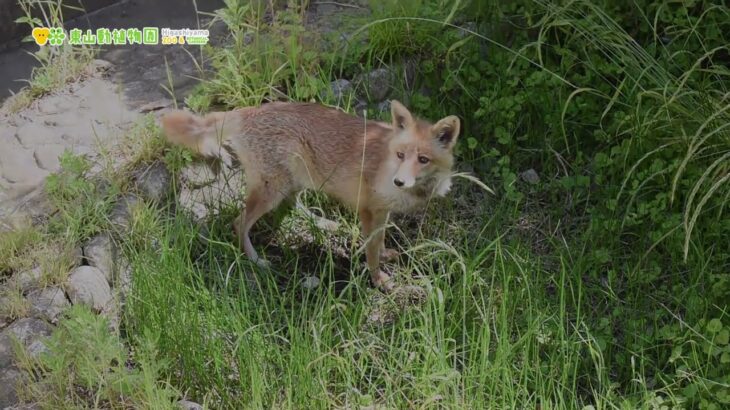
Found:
160,100 -> 460,290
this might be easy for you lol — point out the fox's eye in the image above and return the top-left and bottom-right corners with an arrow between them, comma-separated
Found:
418,155 -> 430,164
397,152 -> 405,160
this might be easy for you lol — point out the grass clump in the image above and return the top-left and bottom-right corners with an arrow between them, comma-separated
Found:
44,150 -> 116,243
3,0 -> 96,113
0,225 -> 42,274
14,304 -> 180,409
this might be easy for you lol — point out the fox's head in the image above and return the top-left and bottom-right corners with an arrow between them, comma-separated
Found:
387,100 -> 460,195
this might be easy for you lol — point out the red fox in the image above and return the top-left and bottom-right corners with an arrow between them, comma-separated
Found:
161,101 -> 460,290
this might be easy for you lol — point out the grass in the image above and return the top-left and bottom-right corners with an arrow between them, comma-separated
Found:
122,184 -> 615,408
14,304 -> 180,409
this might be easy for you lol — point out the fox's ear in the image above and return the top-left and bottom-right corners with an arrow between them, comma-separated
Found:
432,115 -> 460,150
390,100 -> 413,130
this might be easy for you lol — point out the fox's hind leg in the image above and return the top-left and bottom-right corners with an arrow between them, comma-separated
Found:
234,181 -> 290,268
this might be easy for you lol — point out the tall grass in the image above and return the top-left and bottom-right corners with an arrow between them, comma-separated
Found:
533,0 -> 729,261
122,195 -> 620,408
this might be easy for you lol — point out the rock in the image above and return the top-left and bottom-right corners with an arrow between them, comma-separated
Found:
0,367 -> 23,409
83,234 -> 116,284
66,266 -> 112,312
134,162 -> 171,204
26,287 -> 68,324
376,100 -> 391,114
70,246 -> 84,268
356,68 -> 394,102
10,266 -> 42,293
0,297 -> 11,328
25,338 -> 49,360
138,99 -> 173,113
177,400 -> 204,410
329,79 -> 353,102
353,99 -> 368,117
84,59 -> 113,76
403,59 -> 417,90
0,318 -> 53,369
4,404 -> 41,410
110,194 -> 141,232
180,163 -> 217,188
117,259 -> 133,298
243,31 -> 255,45
520,169 -> 540,185
177,167 -> 245,221
301,276 -> 320,290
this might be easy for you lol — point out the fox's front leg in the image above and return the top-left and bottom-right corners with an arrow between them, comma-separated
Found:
377,212 -> 399,262
360,208 -> 394,291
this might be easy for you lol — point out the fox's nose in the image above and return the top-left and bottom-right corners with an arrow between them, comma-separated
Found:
393,178 -> 405,187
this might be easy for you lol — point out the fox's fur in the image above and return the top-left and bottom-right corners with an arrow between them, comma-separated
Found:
160,101 -> 460,289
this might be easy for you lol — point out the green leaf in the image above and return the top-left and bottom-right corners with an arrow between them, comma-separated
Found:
495,126 -> 511,145
467,137 -> 478,150
707,318 -> 723,333
683,383 -> 698,399
716,329 -> 729,345
721,352 -> 730,364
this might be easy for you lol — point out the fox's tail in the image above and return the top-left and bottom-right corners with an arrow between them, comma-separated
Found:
160,110 -> 238,168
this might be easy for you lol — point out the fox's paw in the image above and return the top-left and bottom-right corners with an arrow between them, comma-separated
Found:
371,270 -> 395,293
247,254 -> 271,269
254,258 -> 271,269
380,247 -> 399,262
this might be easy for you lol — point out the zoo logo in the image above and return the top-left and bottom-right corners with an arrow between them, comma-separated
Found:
31,27 -> 208,46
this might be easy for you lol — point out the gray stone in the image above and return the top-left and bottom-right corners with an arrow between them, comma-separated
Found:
243,31 -> 255,45
0,318 -> 53,369
10,266 -> 42,293
356,68 -> 394,102
0,367 -> 23,409
404,59 -> 417,90
353,99 -> 368,117
180,163 -> 217,189
83,234 -> 116,285
520,169 -> 540,185
103,295 -> 122,335
25,338 -> 49,360
329,79 -> 353,102
4,404 -> 41,410
134,162 -> 171,203
0,297 -> 11,328
27,287 -> 68,324
376,100 -> 391,114
177,400 -> 204,410
66,266 -> 112,312
110,194 -> 141,232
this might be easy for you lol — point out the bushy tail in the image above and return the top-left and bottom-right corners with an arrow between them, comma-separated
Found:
160,110 -> 237,168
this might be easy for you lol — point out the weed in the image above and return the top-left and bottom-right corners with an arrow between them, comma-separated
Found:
14,304 -> 180,409
2,0 -> 96,113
